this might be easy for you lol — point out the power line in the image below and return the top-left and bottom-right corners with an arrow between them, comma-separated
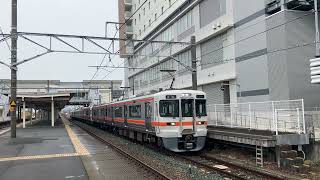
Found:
129,41 -> 317,91
198,41 -> 316,68
235,2 -> 311,33
90,0 -> 149,82
95,0 -> 185,81
196,10 -> 315,62
126,7 -> 319,89
0,26 -> 10,51
117,2 -> 313,78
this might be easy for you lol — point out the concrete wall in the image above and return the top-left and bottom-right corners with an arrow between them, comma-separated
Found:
266,10 -> 320,107
233,0 -> 270,103
266,11 -> 290,101
305,141 -> 320,161
285,11 -> 320,107
125,0 -> 320,108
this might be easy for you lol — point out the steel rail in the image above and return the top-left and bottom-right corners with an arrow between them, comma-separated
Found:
201,154 -> 286,180
72,121 -> 172,180
178,155 -> 248,180
178,155 -> 285,180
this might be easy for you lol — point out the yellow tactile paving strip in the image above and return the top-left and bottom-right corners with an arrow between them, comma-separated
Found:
0,153 -> 80,162
62,118 -> 90,156
0,118 -> 89,162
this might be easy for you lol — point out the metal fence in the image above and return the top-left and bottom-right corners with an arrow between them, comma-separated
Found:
304,107 -> 320,140
207,99 -> 306,135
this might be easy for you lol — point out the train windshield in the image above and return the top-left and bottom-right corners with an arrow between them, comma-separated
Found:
196,100 -> 207,117
159,100 -> 179,117
181,99 -> 194,117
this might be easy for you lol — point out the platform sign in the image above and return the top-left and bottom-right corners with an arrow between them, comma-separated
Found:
9,99 -> 16,112
310,57 -> 320,84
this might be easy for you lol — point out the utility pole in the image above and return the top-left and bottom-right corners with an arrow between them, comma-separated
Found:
191,36 -> 197,90
10,0 -> 18,138
110,81 -> 114,101
315,0 -> 320,57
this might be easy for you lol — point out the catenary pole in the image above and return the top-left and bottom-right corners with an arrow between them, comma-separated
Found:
10,0 -> 18,138
315,0 -> 320,57
191,36 -> 197,90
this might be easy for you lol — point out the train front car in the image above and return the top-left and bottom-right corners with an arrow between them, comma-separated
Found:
154,90 -> 207,152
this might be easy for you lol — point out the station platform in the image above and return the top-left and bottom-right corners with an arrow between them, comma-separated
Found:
0,118 -> 149,180
207,126 -> 309,147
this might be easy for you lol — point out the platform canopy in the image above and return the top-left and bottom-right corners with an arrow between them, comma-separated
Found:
15,93 -> 72,110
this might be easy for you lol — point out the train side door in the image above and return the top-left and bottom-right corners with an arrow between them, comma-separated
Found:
155,102 -> 160,134
124,105 -> 128,126
145,102 -> 152,130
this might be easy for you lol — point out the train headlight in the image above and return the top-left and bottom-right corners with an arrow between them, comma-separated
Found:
182,93 -> 192,97
167,122 -> 176,126
197,121 -> 206,125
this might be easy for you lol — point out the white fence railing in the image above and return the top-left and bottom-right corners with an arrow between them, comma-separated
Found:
305,107 -> 320,140
207,99 -> 306,135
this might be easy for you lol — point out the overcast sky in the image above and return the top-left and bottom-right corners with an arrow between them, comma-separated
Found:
0,0 -> 124,82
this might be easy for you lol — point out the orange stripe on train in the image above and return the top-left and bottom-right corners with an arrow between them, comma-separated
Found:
127,119 -> 145,125
151,121 -> 207,127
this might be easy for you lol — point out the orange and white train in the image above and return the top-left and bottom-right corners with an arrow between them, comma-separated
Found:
71,90 -> 208,152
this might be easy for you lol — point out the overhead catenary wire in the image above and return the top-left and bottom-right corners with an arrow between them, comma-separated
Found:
127,41 -> 318,90
0,26 -> 10,51
132,6 -> 316,72
89,0 -> 149,82
124,6 -> 317,88
94,0 -> 187,81
195,10 -> 315,64
126,2 -> 316,73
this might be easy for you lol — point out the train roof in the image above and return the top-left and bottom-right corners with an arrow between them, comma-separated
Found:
91,89 -> 206,109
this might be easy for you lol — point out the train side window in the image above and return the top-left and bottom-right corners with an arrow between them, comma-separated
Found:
114,107 -> 123,117
129,105 -> 141,118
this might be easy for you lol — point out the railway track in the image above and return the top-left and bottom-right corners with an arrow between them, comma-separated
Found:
72,120 -> 172,180
178,155 -> 285,180
72,120 -> 289,180
201,154 -> 286,180
0,121 -> 10,130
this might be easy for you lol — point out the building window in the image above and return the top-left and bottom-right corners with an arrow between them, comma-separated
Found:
148,1 -> 151,9
155,13 -> 157,20
161,6 -> 164,14
177,10 -> 194,35
143,8 -> 145,15
149,19 -> 151,26
200,34 -> 225,69
169,0 -> 171,6
200,0 -> 226,27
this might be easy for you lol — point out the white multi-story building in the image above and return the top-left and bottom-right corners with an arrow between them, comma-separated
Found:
119,0 -> 320,107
